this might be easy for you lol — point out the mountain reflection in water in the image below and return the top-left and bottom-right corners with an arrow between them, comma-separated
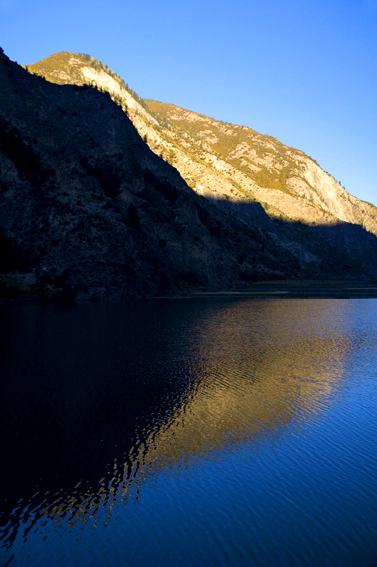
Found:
0,298 -> 373,562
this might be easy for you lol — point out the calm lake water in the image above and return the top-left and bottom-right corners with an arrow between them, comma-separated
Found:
1,298 -> 377,566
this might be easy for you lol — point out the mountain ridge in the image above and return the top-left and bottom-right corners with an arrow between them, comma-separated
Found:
28,52 -> 377,237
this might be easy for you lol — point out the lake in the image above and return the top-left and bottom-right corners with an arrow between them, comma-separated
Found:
1,298 -> 377,566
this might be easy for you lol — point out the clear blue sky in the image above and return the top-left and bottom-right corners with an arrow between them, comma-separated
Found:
1,0 -> 376,205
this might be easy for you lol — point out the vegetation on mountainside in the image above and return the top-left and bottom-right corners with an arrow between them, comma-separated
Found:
145,100 -> 308,195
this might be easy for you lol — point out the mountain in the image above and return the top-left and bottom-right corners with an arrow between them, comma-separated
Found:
28,52 -> 377,235
0,48 -> 303,301
1,49 -> 377,301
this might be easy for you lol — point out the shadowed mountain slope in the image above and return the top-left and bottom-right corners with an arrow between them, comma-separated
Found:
0,49 -> 303,301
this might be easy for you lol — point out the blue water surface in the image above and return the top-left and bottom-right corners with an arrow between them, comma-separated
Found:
1,298 -> 377,566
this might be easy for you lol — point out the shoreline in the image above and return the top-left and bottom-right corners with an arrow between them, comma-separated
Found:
154,281 -> 377,300
2,280 -> 377,304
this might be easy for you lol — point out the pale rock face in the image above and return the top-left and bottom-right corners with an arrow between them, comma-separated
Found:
286,159 -> 377,233
79,65 -> 143,116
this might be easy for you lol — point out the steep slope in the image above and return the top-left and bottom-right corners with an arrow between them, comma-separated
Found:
28,52 -> 377,238
1,49 -> 307,301
146,101 -> 377,233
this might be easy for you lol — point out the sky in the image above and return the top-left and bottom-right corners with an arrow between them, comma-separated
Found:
1,0 -> 376,205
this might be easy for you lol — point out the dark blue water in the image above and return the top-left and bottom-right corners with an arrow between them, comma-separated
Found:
1,298 -> 377,566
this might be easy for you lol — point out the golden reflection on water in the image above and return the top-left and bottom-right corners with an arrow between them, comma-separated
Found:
2,299 -> 357,544
135,302 -> 350,469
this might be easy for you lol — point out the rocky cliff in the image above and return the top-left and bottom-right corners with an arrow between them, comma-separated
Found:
1,49 -> 377,301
